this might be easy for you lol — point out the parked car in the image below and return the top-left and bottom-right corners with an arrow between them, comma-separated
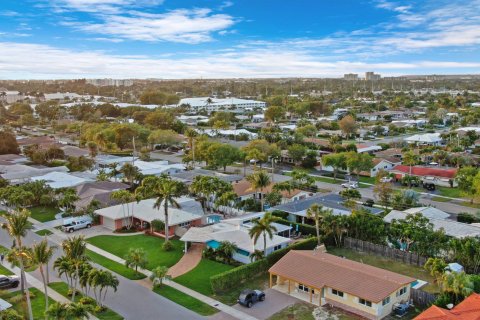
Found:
363,199 -> 375,207
380,176 -> 393,183
62,217 -> 93,233
0,275 -> 20,289
238,289 -> 265,308
341,181 -> 358,189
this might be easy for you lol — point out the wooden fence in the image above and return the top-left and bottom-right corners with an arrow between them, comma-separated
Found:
344,237 -> 428,267
411,288 -> 437,307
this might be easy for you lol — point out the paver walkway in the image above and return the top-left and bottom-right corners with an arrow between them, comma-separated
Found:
168,243 -> 204,278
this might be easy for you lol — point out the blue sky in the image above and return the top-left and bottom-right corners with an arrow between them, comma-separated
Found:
0,0 -> 479,79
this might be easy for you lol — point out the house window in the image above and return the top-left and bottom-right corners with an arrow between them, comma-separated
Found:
298,284 -> 309,292
359,298 -> 372,307
178,222 -> 191,228
382,297 -> 390,306
331,289 -> 344,297
397,287 -> 407,296
273,245 -> 282,251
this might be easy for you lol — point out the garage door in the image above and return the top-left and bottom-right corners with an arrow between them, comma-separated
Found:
102,217 -> 116,230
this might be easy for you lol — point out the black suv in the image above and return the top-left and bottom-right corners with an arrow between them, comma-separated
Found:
238,289 -> 265,308
0,275 -> 20,289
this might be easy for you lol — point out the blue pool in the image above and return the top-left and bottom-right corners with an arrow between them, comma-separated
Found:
206,240 -> 221,249
411,280 -> 419,287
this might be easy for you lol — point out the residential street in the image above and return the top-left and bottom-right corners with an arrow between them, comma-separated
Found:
0,223 -> 204,320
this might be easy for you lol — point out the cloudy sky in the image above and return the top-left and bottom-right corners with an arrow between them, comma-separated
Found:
1,0 -> 480,79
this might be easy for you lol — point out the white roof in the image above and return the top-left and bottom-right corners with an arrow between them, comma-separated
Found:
95,155 -> 138,165
357,145 -> 382,153
384,210 -> 480,239
405,133 -> 442,143
200,129 -> 258,138
0,164 -> 69,181
178,97 -> 265,108
456,127 -> 480,133
133,160 -> 185,176
404,207 -> 450,220
95,197 -> 203,225
447,262 -> 464,272
0,298 -> 12,311
31,171 -> 92,189
180,220 -> 291,253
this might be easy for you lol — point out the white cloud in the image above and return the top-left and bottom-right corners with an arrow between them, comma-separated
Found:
0,42 -> 479,79
51,0 -> 164,13
64,9 -> 236,43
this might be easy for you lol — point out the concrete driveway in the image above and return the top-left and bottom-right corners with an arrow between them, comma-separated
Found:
210,289 -> 302,320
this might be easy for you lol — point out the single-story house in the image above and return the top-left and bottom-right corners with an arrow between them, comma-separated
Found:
269,250 -> 415,320
415,293 -> 480,319
95,196 -> 204,233
404,133 -> 443,146
369,158 -> 401,177
133,160 -> 185,176
0,154 -> 28,166
270,193 -> 383,224
31,171 -> 93,189
357,144 -> 382,154
403,207 -> 450,220
0,164 -> 69,184
180,214 -> 291,263
74,181 -> 129,210
390,165 -> 457,187
384,210 -> 480,239
232,179 -> 311,205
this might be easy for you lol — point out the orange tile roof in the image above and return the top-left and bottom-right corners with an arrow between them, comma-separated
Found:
415,294 -> 480,320
269,250 -> 415,303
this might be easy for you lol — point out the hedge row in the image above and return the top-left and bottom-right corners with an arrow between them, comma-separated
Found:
210,237 -> 317,294
275,217 -> 318,237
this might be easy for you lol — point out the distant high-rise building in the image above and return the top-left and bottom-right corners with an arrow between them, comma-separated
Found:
344,73 -> 358,81
86,79 -> 134,87
365,72 -> 381,81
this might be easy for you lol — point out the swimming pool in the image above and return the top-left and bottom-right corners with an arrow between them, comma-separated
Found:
206,240 -> 221,249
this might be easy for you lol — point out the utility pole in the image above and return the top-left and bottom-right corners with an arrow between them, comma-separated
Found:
132,136 -> 136,165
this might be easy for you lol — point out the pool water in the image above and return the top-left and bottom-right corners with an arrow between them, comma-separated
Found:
206,240 -> 221,249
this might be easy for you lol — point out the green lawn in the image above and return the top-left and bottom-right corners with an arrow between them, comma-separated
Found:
437,186 -> 462,199
0,287 -> 54,319
328,247 -> 439,294
153,285 -> 218,316
431,196 -> 450,202
86,235 -> 184,269
174,259 -> 234,296
314,176 -> 370,188
29,206 -> 59,222
0,263 -> 14,275
35,229 -> 53,236
358,176 -> 376,184
49,281 -> 123,320
87,249 -> 146,280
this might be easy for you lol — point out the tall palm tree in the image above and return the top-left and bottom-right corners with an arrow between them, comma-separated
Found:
108,162 -> 120,182
1,209 -> 33,320
61,236 -> 88,302
152,177 -> 185,242
120,163 -> 140,187
306,204 -> 330,245
248,212 -> 278,256
32,239 -> 56,318
6,247 -> 34,320
246,170 -> 271,212
110,190 -> 135,229
402,150 -> 419,188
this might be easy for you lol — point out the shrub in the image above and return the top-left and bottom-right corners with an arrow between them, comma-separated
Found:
0,309 -> 22,320
151,219 -> 165,232
457,213 -> 480,224
210,237 -> 317,294
79,297 -> 96,305
162,241 -> 174,251
275,218 -> 317,236
271,210 -> 289,219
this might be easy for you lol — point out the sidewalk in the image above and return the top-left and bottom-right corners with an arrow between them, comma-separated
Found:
28,217 -> 258,320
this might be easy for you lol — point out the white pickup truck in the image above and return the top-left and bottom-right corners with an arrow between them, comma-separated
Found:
62,217 -> 93,233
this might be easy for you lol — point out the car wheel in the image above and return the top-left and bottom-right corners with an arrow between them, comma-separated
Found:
87,224 -> 91,228
260,295 -> 265,301
69,228 -> 74,233
12,282 -> 19,288
247,302 -> 252,308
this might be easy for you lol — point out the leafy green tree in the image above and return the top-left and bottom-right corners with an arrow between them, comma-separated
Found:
120,163 -> 140,187
456,167 -> 478,203
208,143 -> 241,172
124,248 -> 148,274
248,212 -> 278,256
322,153 -> 346,180
0,129 -> 20,155
442,272 -> 474,304
347,209 -> 386,244
287,144 -> 307,165
425,257 -> 447,288
264,191 -> 282,207
264,106 -> 285,123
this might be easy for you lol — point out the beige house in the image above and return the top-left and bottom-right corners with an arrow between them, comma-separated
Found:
269,250 -> 415,320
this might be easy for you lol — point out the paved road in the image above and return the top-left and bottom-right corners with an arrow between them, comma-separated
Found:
0,225 -> 204,320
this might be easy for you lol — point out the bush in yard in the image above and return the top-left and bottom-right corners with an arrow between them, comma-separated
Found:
162,241 -> 174,251
0,309 -> 22,320
457,213 -> 480,224
79,297 -> 96,305
210,237 -> 317,294
275,218 -> 317,236
151,219 -> 165,232
271,210 -> 289,219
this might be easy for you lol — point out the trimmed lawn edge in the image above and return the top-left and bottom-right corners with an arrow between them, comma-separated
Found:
153,285 -> 218,316
86,249 -> 146,280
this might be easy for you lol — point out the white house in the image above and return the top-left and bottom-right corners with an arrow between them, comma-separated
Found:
178,97 -> 266,114
404,133 -> 443,146
31,171 -> 93,189
369,158 -> 401,177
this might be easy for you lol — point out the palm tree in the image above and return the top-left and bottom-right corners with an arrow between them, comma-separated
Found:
402,150 -> 419,188
424,257 -> 447,288
6,247 -> 34,320
32,239 -> 56,318
53,256 -> 75,289
61,236 -> 88,302
217,241 -> 238,264
89,269 -> 118,307
246,170 -> 271,212
2,208 -> 33,320
149,266 -> 170,288
248,212 -> 278,256
306,204 -> 330,245
57,188 -> 79,215
108,162 -> 120,182
152,177 -> 185,242
249,250 -> 264,262
110,190 -> 135,229
124,248 -> 147,274
120,163 -> 140,187
442,271 -> 474,304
